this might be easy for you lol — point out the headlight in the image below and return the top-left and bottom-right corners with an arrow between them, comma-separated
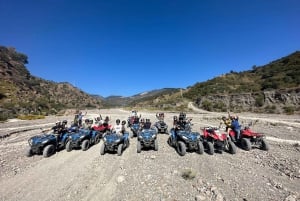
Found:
80,135 -> 85,139
152,134 -> 156,139
182,136 -> 188,140
42,140 -> 49,144
115,139 -> 121,143
196,135 -> 200,139
138,135 -> 143,140
103,137 -> 107,142
28,139 -> 33,146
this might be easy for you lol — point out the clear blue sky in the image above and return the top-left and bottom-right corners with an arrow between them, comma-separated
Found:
1,0 -> 299,97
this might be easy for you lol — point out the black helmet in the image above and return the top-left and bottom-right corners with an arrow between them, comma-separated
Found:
62,120 -> 67,124
116,119 -> 120,124
121,120 -> 126,125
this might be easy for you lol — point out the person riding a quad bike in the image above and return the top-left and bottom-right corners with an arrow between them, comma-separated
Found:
231,116 -> 241,142
112,119 -> 126,135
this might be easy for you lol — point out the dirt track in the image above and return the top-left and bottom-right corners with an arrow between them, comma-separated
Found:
0,108 -> 299,201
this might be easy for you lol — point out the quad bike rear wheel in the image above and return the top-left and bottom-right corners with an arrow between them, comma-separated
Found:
81,139 -> 90,151
117,144 -> 123,156
241,138 -> 251,151
177,141 -> 186,156
197,141 -> 204,154
43,144 -> 55,158
261,138 -> 269,151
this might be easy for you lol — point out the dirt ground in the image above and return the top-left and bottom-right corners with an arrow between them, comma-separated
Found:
0,107 -> 299,201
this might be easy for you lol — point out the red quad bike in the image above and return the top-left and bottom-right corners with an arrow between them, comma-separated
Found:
92,123 -> 112,138
229,125 -> 269,151
202,127 -> 237,155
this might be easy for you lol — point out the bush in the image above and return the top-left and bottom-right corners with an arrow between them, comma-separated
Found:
283,106 -> 295,115
17,115 -> 45,120
181,168 -> 197,180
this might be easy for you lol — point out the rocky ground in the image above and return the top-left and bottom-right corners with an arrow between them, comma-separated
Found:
0,107 -> 299,201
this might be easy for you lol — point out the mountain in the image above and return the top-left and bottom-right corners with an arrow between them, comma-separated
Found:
102,88 -> 181,108
0,46 -> 102,120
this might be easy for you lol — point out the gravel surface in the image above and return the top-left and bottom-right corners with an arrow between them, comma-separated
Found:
0,108 -> 299,201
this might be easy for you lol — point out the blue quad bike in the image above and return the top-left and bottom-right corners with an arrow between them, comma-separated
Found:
66,129 -> 101,152
130,123 -> 140,138
26,131 -> 71,158
154,120 -> 168,134
137,128 -> 158,153
168,128 -> 204,156
100,131 -> 130,156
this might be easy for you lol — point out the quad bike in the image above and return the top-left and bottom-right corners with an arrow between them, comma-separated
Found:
202,127 -> 237,155
26,130 -> 71,158
137,128 -> 158,153
168,123 -> 204,156
100,131 -> 130,156
66,129 -> 101,151
229,125 -> 269,151
130,122 -> 141,138
154,120 -> 168,134
92,123 -> 112,136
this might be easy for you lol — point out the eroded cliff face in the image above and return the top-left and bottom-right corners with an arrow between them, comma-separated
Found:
196,88 -> 300,113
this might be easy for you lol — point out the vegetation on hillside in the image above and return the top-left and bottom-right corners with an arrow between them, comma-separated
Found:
0,46 -> 102,121
183,51 -> 300,100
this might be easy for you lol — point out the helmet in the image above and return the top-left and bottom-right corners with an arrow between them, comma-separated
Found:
85,119 -> 89,123
121,120 -> 126,125
62,120 -> 67,124
56,121 -> 61,125
116,119 -> 120,124
222,116 -> 226,120
146,119 -> 150,122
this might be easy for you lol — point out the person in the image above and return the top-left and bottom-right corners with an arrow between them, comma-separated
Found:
176,118 -> 186,131
220,116 -> 232,134
52,121 -> 62,134
112,119 -> 125,135
77,111 -> 87,127
82,119 -> 92,129
231,116 -> 241,142
143,119 -> 152,129
156,112 -> 164,121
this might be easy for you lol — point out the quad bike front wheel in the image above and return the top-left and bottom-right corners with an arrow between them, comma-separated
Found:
227,141 -> 237,154
43,144 -> 55,158
66,140 -> 72,152
137,141 -> 142,153
26,148 -> 33,157
241,138 -> 251,151
154,139 -> 158,151
117,144 -> 123,156
177,141 -> 186,156
197,141 -> 204,154
100,142 -> 105,155
205,141 -> 214,155
81,140 -> 90,151
261,138 -> 270,151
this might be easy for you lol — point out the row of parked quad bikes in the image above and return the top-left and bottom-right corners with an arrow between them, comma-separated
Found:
26,113 -> 269,158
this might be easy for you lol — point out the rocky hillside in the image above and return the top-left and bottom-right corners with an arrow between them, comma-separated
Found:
130,51 -> 300,114
0,46 -> 102,120
185,51 -> 300,114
